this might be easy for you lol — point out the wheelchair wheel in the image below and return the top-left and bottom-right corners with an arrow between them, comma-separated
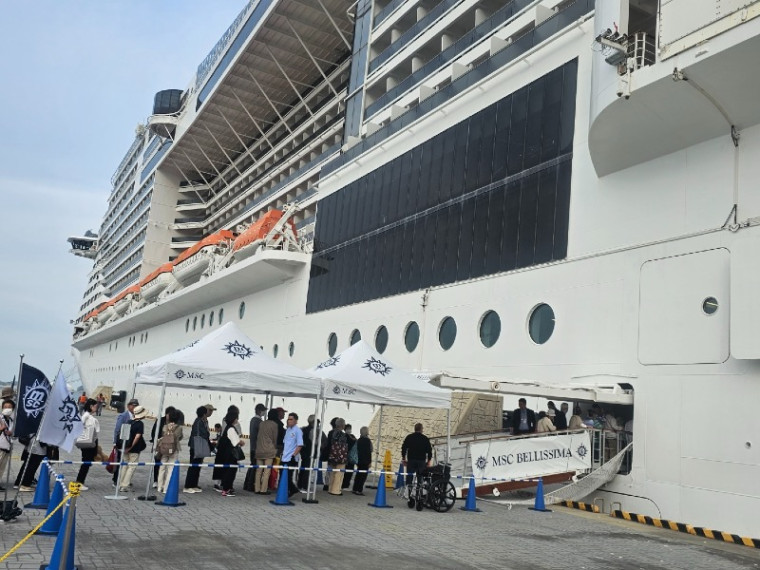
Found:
429,480 -> 456,512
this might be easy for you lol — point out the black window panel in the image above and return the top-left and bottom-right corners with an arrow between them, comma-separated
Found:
478,105 -> 499,187
384,225 -> 403,296
523,76 -> 545,169
321,251 -> 338,310
315,195 -> 331,249
333,185 -> 348,246
541,68 -> 563,161
351,176 -> 366,236
516,173 -> 539,268
386,156 -> 403,224
501,183 -> 520,271
399,217 -> 416,294
553,159 -> 572,260
370,170 -> 385,233
456,197 -> 476,281
419,212 -> 438,288
559,59 -> 578,155
378,163 -> 395,227
427,132 -> 446,208
464,109 -> 486,193
483,183 -> 507,275
396,153 -> 413,220
361,238 -> 377,301
507,86 -> 528,174
534,166 -> 558,264
441,204 -> 461,285
491,96 -> 512,182
417,138 -> 434,212
438,127 -> 457,202
408,145 -> 425,214
470,191 -> 491,279
449,122 -> 469,200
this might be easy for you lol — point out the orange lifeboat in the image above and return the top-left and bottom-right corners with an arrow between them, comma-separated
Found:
113,285 -> 140,315
172,230 -> 235,285
139,262 -> 174,302
232,210 -> 296,260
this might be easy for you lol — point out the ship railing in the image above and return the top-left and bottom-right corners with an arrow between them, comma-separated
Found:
626,31 -> 656,73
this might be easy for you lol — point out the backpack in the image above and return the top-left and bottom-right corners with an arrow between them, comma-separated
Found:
157,423 -> 178,456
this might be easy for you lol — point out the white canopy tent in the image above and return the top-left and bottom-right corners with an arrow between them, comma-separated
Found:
308,341 -> 452,501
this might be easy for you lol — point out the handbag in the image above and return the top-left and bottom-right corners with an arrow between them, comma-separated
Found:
105,447 -> 117,474
232,446 -> 245,462
191,435 -> 211,459
75,425 -> 96,449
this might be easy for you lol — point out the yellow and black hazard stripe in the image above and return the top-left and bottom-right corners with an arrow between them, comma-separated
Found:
609,510 -> 760,549
561,500 -> 600,513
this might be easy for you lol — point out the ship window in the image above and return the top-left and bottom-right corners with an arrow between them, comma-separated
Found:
350,329 -> 361,345
209,311 -> 215,326
288,342 -> 295,357
145,331 -> 148,342
405,321 -> 420,353
327,333 -> 338,357
375,325 -> 388,354
702,297 -> 718,315
528,303 -> 555,344
479,310 -> 501,348
186,319 -> 190,333
273,344 -> 279,358
193,316 -> 197,331
219,308 -> 224,323
239,302 -> 246,319
200,314 -> 205,329
438,317 -> 457,351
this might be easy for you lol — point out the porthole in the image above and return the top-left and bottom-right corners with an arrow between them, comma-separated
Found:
193,316 -> 197,331
327,333 -> 338,357
273,344 -> 279,358
438,317 -> 457,351
238,302 -> 246,319
702,297 -> 718,315
528,303 -> 555,344
288,342 -> 295,357
479,310 -> 501,348
375,325 -> 388,354
404,321 -> 420,353
350,329 -> 361,345
209,311 -> 215,326
200,314 -> 205,329
219,308 -> 224,323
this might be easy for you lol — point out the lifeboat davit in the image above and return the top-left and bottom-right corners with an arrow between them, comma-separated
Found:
112,285 -> 140,316
139,262 -> 174,302
95,300 -> 116,324
233,210 -> 296,261
172,230 -> 235,285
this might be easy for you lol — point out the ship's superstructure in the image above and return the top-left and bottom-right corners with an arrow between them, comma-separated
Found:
70,0 -> 760,537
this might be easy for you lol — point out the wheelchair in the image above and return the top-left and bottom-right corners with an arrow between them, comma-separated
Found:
407,463 -> 456,512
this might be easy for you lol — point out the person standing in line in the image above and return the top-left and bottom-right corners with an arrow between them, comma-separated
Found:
217,408 -> 244,497
244,403 -> 266,492
511,398 -> 536,435
401,423 -> 432,489
352,426 -> 373,496
298,415 -> 324,492
156,409 -> 183,494
151,406 -> 176,489
184,406 -> 211,494
327,418 -> 348,496
254,409 -> 279,494
274,406 -> 286,457
321,417 -> 338,491
536,410 -> 557,433
282,413 -> 303,497
548,401 -> 567,431
112,398 -> 138,486
75,398 -> 100,490
15,438 -> 48,491
0,400 -> 15,490
213,405 -> 239,491
342,424 -> 357,489
119,406 -> 148,492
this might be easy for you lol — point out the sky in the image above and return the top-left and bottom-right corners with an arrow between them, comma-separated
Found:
0,1 -> 248,385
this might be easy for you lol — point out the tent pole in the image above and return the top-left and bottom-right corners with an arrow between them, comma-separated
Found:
304,389 -> 322,503
308,392 -> 328,501
140,381 -> 166,501
446,407 -> 451,464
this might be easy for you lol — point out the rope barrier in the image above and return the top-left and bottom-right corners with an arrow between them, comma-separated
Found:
0,494 -> 69,563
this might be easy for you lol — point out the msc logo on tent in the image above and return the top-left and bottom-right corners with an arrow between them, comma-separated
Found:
332,385 -> 356,396
174,369 -> 204,380
223,340 -> 254,360
362,357 -> 392,376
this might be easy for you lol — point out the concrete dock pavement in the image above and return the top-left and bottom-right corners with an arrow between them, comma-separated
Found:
1,410 -> 758,570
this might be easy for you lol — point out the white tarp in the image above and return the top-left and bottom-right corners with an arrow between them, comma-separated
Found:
135,322 -> 322,397
469,432 -> 591,481
311,340 -> 451,408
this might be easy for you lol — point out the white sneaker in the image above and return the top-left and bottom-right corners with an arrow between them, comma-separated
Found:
78,485 -> 89,491
183,488 -> 197,494
193,488 -> 203,493
152,482 -> 158,489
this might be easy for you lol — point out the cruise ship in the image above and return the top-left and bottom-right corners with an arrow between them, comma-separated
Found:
69,0 -> 760,537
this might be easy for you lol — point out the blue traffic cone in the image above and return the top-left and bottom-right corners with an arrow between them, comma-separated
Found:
155,461 -> 186,507
529,477 -> 552,512
460,477 -> 482,512
40,501 -> 76,570
316,462 -> 324,485
270,466 -> 294,506
26,460 -> 51,509
368,471 -> 393,508
394,463 -> 405,490
37,475 -> 65,536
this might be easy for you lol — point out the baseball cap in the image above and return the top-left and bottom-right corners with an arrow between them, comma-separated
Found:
204,404 -> 217,412
275,406 -> 287,413
127,398 -> 139,406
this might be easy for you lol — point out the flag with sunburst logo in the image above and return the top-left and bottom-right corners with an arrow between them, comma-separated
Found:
38,370 -> 84,452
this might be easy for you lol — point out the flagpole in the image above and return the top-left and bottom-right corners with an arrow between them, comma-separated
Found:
2,354 -> 23,512
14,360 -> 62,501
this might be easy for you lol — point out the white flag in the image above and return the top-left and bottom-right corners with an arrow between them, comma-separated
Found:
38,370 -> 84,452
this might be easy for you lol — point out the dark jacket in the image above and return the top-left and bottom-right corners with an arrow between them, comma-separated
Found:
511,407 -> 536,434
553,410 -> 568,430
189,417 -> 210,459
401,431 -> 432,462
356,435 -> 372,466
249,415 -> 262,457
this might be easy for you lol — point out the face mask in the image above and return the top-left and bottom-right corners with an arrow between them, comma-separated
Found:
2,408 -> 12,417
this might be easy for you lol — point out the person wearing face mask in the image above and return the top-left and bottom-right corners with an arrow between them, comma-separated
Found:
0,400 -> 15,490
